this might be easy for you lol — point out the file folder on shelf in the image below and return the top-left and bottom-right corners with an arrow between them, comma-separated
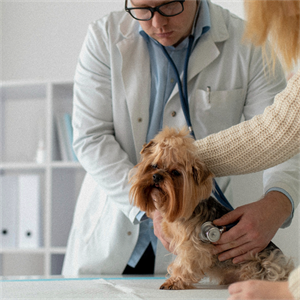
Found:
18,175 -> 41,248
0,175 -> 18,248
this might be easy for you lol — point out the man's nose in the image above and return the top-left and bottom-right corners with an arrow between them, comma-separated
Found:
151,11 -> 168,28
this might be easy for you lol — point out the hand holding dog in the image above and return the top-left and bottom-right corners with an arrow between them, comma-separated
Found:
149,210 -> 173,253
213,191 -> 292,264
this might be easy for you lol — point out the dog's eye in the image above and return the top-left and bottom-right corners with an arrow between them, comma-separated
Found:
152,164 -> 158,169
171,170 -> 181,176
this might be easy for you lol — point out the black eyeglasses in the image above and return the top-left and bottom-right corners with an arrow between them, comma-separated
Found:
125,0 -> 185,21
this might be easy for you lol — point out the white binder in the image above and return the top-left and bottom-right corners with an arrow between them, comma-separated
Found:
18,175 -> 41,248
0,175 -> 18,248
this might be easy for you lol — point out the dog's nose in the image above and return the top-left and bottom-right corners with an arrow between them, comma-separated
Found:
153,173 -> 163,183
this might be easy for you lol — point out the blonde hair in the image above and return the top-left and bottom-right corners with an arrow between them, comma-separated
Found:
243,0 -> 300,71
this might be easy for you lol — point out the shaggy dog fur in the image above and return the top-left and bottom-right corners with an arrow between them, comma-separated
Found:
129,127 -> 294,290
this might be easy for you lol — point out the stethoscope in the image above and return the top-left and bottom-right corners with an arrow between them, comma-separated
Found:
159,35 -> 196,138
159,36 -> 237,243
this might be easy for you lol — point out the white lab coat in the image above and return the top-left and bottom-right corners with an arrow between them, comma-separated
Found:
62,1 -> 298,276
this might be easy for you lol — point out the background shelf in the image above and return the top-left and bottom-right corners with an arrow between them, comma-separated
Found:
0,80 -> 85,276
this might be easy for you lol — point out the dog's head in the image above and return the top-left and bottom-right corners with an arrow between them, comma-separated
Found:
129,127 -> 214,222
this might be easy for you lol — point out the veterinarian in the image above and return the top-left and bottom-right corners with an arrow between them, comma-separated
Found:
63,0 -> 299,276
193,1 -> 300,299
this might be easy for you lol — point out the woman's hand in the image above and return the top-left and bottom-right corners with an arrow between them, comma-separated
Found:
227,280 -> 294,300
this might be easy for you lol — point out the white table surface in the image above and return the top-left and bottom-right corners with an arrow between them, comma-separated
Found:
1,275 -> 230,300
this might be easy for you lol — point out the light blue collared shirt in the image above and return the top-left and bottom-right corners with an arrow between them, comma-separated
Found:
127,0 -> 211,268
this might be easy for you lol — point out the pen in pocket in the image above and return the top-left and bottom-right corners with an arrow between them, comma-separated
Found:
206,86 -> 211,103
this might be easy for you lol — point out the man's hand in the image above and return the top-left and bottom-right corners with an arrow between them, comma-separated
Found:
213,191 -> 292,264
149,210 -> 173,252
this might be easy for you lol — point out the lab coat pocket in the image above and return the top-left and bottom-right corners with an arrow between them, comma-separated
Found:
190,88 -> 245,137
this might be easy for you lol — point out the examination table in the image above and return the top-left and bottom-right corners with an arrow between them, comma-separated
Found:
1,275 -> 230,299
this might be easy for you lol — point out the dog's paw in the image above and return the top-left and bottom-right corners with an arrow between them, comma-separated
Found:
159,278 -> 193,290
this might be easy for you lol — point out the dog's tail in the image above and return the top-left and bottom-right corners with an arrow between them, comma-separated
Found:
239,248 -> 294,281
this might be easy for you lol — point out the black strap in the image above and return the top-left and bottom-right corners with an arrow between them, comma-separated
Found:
212,179 -> 234,211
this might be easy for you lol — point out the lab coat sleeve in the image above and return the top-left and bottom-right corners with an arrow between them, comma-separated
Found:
72,21 -> 140,224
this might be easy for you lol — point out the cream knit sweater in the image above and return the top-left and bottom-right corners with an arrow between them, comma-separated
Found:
289,265 -> 300,300
195,71 -> 300,177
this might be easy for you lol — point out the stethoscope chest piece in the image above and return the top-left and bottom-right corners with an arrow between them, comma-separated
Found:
200,221 -> 226,243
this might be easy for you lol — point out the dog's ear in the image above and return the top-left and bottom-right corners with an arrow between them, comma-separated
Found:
140,141 -> 154,154
191,161 -> 214,202
192,162 -> 214,186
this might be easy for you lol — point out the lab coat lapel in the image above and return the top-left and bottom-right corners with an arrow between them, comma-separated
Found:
168,33 -> 220,101
188,33 -> 220,81
168,0 -> 229,101
117,33 -> 151,161
188,0 -> 230,81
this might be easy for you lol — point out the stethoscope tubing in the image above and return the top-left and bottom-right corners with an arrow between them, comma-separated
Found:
159,35 -> 237,232
159,35 -> 195,138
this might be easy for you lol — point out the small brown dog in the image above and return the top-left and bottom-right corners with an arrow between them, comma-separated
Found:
129,127 -> 294,290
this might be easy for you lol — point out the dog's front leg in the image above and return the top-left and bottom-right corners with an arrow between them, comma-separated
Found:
160,253 -> 204,290
160,263 -> 194,289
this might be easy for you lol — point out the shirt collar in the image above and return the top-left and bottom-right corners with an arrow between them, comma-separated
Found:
194,0 -> 211,39
139,0 -> 211,48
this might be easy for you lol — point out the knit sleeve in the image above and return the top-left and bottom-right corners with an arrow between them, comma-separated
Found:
289,265 -> 300,300
194,71 -> 300,177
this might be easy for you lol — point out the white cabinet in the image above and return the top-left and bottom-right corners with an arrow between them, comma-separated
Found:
0,81 -> 85,276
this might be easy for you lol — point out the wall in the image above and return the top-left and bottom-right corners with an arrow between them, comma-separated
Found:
1,0 -> 244,82
1,1 -> 123,81
1,0 -> 299,266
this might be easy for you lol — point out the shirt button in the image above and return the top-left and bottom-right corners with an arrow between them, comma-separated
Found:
170,78 -> 174,83
127,231 -> 132,236
138,118 -> 142,123
171,111 -> 177,117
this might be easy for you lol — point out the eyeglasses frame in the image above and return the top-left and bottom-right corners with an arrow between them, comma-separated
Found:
125,0 -> 186,21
